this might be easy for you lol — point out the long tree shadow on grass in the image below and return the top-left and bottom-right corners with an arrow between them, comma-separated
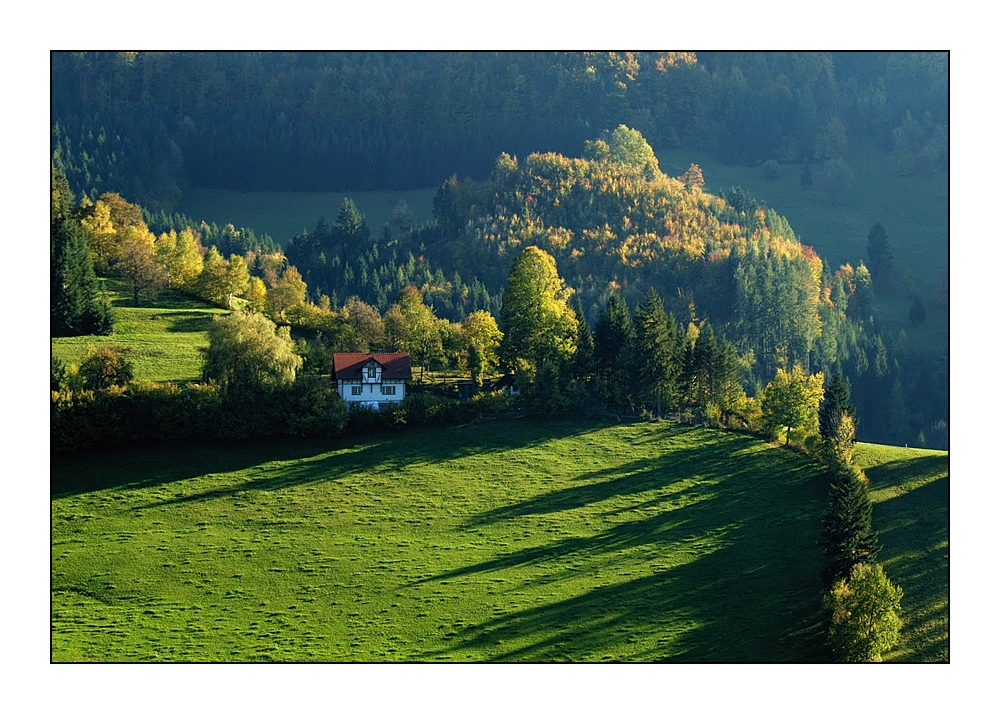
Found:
163,313 -> 217,332
414,436 -> 829,661
51,420 -> 608,499
868,457 -> 949,662
465,428 -> 801,527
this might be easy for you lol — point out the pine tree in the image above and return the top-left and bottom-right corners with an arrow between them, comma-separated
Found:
866,222 -> 893,287
593,292 -> 634,411
51,218 -> 114,336
819,371 -> 857,441
631,288 -> 679,417
336,197 -> 370,243
821,464 -> 881,583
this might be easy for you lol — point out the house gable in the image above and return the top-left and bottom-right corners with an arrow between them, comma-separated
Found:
332,353 -> 412,409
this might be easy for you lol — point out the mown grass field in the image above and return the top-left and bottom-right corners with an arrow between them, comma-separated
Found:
856,442 -> 949,662
52,421 -> 833,662
50,280 -> 226,385
177,188 -> 437,246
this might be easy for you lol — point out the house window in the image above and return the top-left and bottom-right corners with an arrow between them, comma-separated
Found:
367,366 -> 377,379
381,385 -> 396,396
350,386 -> 362,396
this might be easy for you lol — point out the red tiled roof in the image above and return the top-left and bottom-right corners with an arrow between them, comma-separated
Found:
332,353 -> 412,381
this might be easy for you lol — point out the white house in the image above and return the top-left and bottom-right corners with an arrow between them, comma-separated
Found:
332,352 -> 412,410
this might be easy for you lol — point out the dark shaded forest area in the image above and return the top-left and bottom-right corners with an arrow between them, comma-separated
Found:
52,52 -> 946,210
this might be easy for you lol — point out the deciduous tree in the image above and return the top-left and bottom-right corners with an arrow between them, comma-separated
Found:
203,311 -> 302,394
761,365 -> 825,446
499,246 -> 578,373
461,310 -> 503,380
824,563 -> 903,662
118,227 -> 168,306
397,286 -> 443,379
266,265 -> 308,320
79,346 -> 134,390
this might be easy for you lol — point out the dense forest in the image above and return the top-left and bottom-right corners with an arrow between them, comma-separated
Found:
50,51 -> 948,449
52,52 -> 947,209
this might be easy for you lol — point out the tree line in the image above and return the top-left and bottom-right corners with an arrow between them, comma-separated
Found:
51,115 -> 947,448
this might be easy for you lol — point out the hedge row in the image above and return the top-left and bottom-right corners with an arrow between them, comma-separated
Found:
51,377 -> 350,452
51,382 -> 522,453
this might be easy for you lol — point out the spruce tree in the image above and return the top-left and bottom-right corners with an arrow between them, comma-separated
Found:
570,297 -> 595,392
866,222 -> 893,286
821,464 -> 881,583
336,197 -> 370,243
593,292 -> 633,411
689,322 -> 718,418
51,218 -> 114,337
819,371 -> 857,441
631,288 -> 679,417
908,294 -> 926,326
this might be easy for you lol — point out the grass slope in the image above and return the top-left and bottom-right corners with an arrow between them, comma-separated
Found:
50,279 -> 226,385
52,421 -> 829,662
855,442 -> 949,662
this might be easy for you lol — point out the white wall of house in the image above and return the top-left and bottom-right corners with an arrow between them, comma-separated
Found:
336,379 -> 407,410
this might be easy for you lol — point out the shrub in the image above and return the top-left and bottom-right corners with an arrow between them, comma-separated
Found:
761,159 -> 780,180
282,378 -> 349,437
51,378 -> 349,453
79,346 -> 134,390
824,563 -> 903,662
51,355 -> 67,392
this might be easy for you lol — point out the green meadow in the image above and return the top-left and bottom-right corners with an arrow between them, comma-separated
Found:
52,421 -> 834,663
177,187 -> 438,246
50,280 -> 226,385
856,443 -> 949,662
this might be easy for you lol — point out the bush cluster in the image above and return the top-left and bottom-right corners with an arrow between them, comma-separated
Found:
51,377 -> 349,453
50,381 -> 524,453
346,391 -> 519,432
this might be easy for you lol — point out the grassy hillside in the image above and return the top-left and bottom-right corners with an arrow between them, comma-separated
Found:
52,421 -> 830,662
50,279 -> 226,385
855,442 -> 949,662
659,141 -> 948,356
177,188 -> 437,247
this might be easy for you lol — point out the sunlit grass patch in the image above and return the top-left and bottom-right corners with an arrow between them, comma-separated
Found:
51,279 -> 226,385
855,442 -> 949,662
53,421 -> 833,662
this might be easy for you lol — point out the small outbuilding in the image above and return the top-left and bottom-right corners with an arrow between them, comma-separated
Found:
332,352 -> 412,410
